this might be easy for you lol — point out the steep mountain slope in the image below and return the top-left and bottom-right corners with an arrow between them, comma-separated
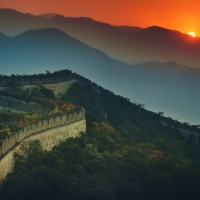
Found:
1,9 -> 200,67
0,74 -> 200,200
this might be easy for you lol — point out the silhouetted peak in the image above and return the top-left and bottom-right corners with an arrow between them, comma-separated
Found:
139,26 -> 189,42
53,15 -> 95,23
141,26 -> 173,35
52,15 -> 115,28
17,28 -> 68,38
52,14 -> 66,20
0,8 -> 33,17
0,8 -> 21,14
146,26 -> 169,31
118,26 -> 142,32
14,28 -> 85,47
72,17 -> 96,22
39,13 -> 58,19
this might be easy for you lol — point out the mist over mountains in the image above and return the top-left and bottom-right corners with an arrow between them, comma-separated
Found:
0,28 -> 132,83
1,5 -> 200,200
1,8 -> 200,67
0,27 -> 200,124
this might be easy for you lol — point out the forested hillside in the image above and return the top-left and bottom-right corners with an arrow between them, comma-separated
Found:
0,77 -> 200,200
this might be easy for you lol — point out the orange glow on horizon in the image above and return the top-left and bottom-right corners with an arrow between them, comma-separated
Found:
0,0 -> 200,36
188,31 -> 196,37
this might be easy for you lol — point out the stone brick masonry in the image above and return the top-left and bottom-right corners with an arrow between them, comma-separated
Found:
0,109 -> 86,183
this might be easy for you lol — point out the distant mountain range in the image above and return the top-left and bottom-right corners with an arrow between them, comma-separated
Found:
0,28 -> 200,124
0,28 -> 132,84
1,8 -> 200,67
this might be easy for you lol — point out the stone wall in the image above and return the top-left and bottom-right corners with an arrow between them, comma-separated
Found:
179,128 -> 199,141
0,120 -> 86,183
0,72 -> 104,93
0,109 -> 86,182
22,80 -> 77,95
0,72 -> 103,115
0,109 -> 85,158
0,74 -> 72,86
0,95 -> 50,115
161,122 -> 199,141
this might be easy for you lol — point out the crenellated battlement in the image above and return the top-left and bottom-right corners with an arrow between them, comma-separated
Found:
0,108 -> 85,158
0,70 -> 104,93
0,74 -> 73,86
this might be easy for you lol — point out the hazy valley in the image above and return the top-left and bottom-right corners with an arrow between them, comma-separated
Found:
0,20 -> 200,124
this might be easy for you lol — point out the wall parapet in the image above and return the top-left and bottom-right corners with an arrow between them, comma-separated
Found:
0,74 -> 73,86
0,71 -> 104,93
0,95 -> 51,115
161,122 -> 199,141
0,108 -> 85,158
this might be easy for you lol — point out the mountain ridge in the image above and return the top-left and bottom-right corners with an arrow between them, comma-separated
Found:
39,13 -> 58,19
1,8 -> 200,67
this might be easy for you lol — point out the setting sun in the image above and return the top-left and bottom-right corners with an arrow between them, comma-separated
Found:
188,31 -> 196,37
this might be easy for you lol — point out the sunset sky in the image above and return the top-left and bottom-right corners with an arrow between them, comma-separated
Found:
0,0 -> 200,36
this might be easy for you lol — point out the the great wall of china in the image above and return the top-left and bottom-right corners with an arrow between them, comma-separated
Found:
0,95 -> 51,115
0,70 -> 199,182
0,74 -> 72,86
0,71 -> 103,114
0,108 -> 86,182
0,71 -> 101,182
0,72 -> 103,92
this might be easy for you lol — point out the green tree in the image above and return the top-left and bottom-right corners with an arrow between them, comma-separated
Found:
15,140 -> 44,169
